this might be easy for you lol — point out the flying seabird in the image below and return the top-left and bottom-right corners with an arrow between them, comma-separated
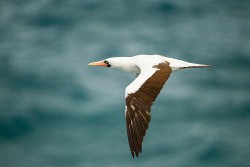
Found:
88,54 -> 210,158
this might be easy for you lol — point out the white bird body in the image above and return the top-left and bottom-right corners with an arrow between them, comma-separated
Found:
106,55 -> 209,95
106,54 -> 209,73
88,54 -> 210,158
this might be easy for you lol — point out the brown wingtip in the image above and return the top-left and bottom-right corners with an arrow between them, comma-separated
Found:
131,150 -> 140,158
135,151 -> 139,158
132,152 -> 134,158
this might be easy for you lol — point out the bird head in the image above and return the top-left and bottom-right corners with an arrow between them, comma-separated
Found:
88,59 -> 111,67
88,57 -> 139,73
88,57 -> 129,68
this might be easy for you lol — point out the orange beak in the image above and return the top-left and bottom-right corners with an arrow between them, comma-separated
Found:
88,61 -> 107,67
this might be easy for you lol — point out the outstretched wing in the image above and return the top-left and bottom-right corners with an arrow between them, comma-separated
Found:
125,61 -> 172,157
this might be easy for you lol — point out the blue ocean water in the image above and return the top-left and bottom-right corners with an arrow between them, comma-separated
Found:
0,0 -> 250,166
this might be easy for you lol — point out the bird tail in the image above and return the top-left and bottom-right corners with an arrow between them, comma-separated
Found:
163,57 -> 211,71
183,63 -> 211,69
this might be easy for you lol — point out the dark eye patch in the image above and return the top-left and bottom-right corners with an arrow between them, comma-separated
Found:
104,60 -> 111,67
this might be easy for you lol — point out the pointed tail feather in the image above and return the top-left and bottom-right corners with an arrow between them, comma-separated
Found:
182,63 -> 211,69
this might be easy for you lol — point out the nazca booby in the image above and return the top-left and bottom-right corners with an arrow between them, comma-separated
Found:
88,54 -> 210,158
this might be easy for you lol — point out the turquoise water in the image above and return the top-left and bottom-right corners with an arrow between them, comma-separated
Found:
0,0 -> 250,167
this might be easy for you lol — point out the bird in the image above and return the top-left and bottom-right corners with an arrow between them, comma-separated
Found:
88,54 -> 210,158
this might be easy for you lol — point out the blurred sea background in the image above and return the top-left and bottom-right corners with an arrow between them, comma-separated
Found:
0,0 -> 250,167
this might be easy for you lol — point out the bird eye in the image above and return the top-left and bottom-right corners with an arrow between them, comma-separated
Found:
104,60 -> 111,67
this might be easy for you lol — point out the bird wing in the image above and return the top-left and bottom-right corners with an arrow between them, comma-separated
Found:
125,60 -> 172,157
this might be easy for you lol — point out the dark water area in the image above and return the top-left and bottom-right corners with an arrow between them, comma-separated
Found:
0,0 -> 250,167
